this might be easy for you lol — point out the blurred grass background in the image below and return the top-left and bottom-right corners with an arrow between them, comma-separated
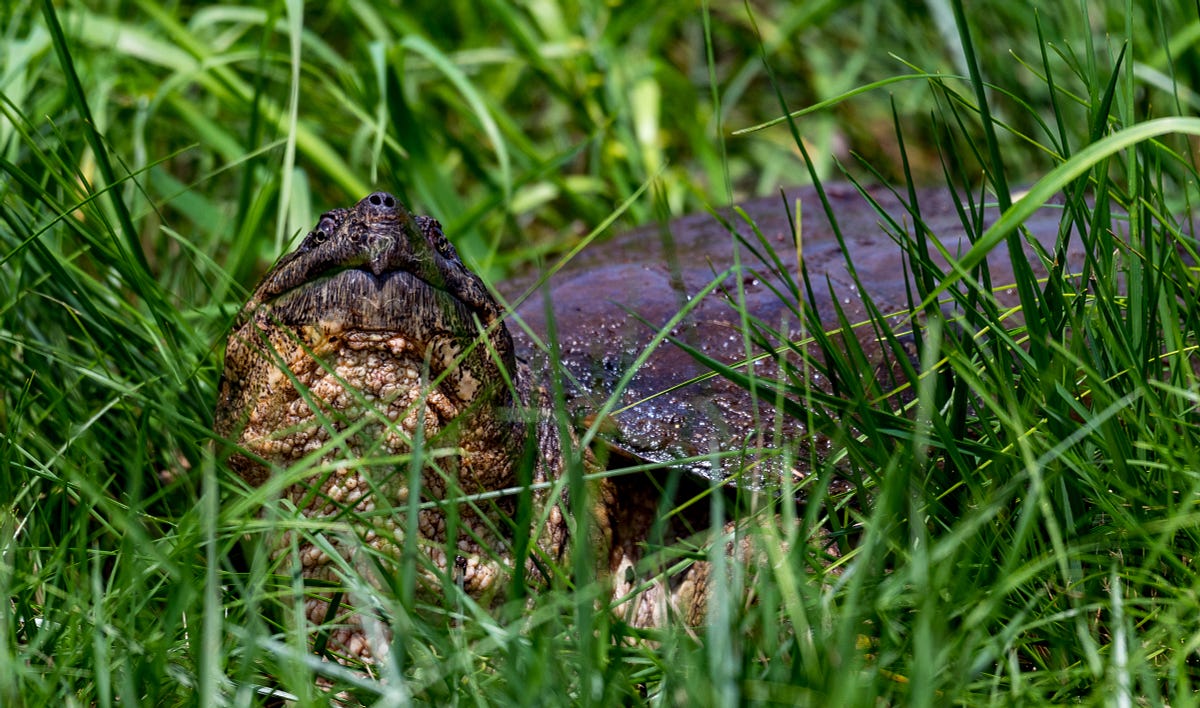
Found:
12,1 -> 1170,284
4,0 -> 1200,705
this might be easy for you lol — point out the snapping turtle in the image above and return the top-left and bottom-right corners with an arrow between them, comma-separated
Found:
214,185 -> 1079,662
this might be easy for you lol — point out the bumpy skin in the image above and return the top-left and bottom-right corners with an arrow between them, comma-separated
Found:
216,193 -> 543,660
214,193 -> 706,662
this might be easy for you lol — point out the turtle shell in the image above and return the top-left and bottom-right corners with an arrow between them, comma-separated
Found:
501,182 -> 1088,489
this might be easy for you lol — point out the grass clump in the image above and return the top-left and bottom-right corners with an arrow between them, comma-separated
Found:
3,0 -> 1200,705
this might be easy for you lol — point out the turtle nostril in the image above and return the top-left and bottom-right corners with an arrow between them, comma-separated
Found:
366,192 -> 397,210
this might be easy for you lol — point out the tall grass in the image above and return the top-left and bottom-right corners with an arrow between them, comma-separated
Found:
3,0 -> 1200,705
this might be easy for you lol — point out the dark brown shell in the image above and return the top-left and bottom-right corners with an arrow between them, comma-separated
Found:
501,183 -> 1088,488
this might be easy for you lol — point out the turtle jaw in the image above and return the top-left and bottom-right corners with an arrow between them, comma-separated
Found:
264,266 -> 512,407
266,267 -> 484,346
247,192 -> 506,335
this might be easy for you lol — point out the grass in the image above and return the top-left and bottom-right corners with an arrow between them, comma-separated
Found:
4,0 -> 1200,705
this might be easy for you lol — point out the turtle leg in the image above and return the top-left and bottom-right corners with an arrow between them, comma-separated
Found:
601,477 -> 843,629
600,472 -> 713,627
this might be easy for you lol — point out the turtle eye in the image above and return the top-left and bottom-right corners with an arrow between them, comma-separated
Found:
302,215 -> 338,250
435,236 -> 458,261
314,216 -> 337,243
418,216 -> 459,262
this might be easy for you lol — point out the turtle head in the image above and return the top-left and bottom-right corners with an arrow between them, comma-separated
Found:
247,192 -> 505,332
216,192 -> 524,488
240,191 -> 516,396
